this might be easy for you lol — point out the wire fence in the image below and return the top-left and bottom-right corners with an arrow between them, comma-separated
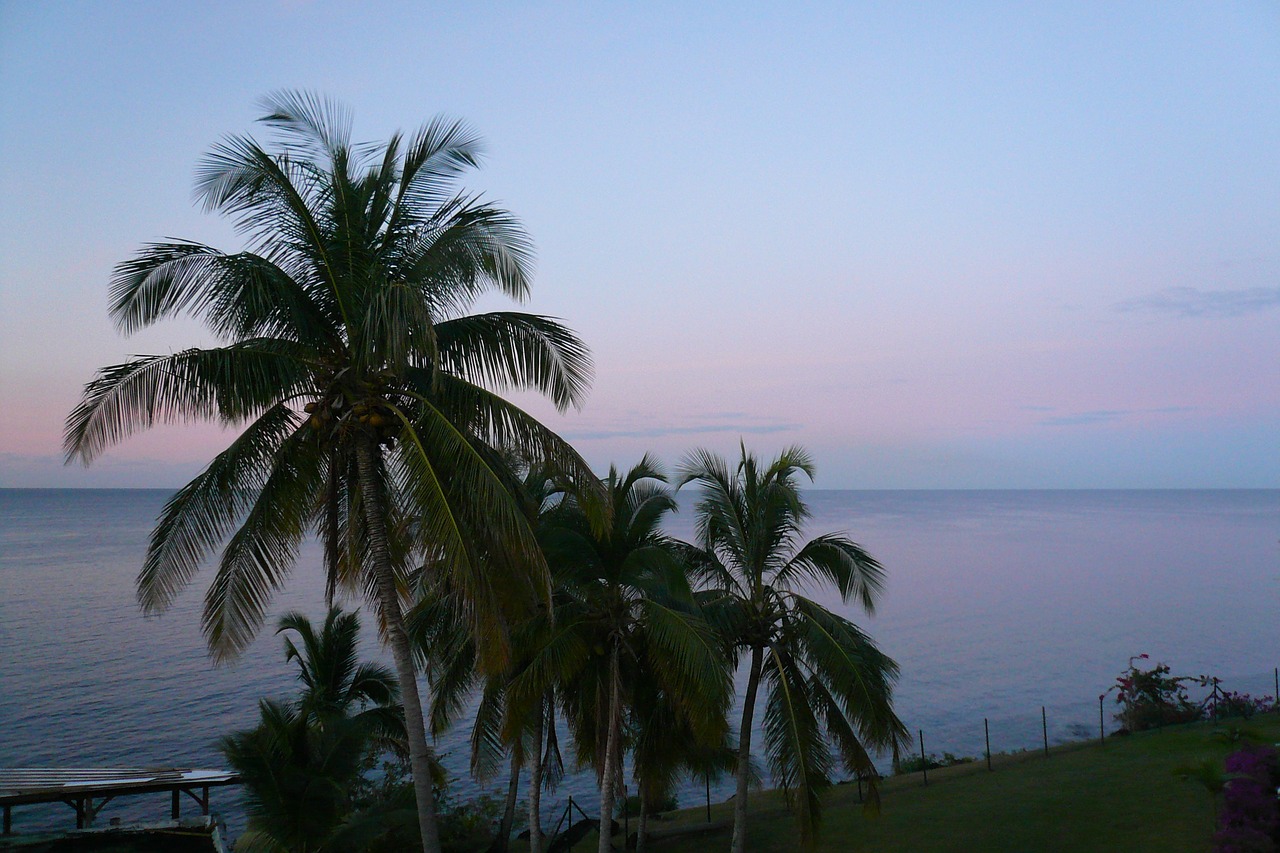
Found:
523,667 -> 1280,849
6,670 -> 1276,845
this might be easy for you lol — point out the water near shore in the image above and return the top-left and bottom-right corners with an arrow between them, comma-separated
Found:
1,488 -> 1277,834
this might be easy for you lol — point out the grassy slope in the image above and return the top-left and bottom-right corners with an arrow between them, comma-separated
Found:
623,713 -> 1280,853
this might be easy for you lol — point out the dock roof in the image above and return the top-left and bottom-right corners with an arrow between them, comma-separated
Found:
0,769 -> 238,807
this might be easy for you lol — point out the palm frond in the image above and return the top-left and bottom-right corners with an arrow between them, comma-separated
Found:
434,312 -> 592,410
109,241 -> 338,344
203,429 -> 325,660
64,342 -> 311,464
257,90 -> 353,165
135,403 -> 299,613
762,644 -> 830,846
395,117 -> 485,215
429,373 -> 602,507
790,599 -> 908,751
395,197 -> 535,310
776,533 -> 885,612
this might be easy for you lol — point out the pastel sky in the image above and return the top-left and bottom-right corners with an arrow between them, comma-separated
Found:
1,2 -> 1277,488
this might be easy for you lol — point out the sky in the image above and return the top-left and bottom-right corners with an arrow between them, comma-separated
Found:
0,1 -> 1277,489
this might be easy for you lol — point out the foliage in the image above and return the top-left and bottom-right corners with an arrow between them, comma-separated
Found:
1212,745 -> 1280,853
510,457 -> 730,853
1215,692 -> 1278,722
621,793 -> 679,817
435,789 -> 509,851
1110,656 -> 1203,733
1173,758 -> 1234,828
895,752 -> 975,775
678,444 -> 907,850
222,609 -> 412,853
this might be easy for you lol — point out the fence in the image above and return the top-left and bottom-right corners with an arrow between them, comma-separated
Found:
525,667 -> 1280,848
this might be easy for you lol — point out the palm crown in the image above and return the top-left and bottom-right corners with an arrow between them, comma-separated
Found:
65,91 -> 593,660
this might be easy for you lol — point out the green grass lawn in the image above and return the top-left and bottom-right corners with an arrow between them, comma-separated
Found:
557,713 -> 1280,853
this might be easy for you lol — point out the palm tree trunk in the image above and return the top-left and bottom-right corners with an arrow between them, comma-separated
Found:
597,642 -> 621,853
529,697 -> 545,853
730,645 -> 763,853
494,751 -> 520,852
355,440 -> 443,853
635,779 -> 648,853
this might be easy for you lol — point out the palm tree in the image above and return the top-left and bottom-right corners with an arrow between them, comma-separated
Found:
224,700 -> 376,853
223,608 -> 408,853
512,457 -> 730,853
277,607 -> 403,746
413,462 -> 579,853
64,91 -> 594,853
628,644 -> 735,853
677,445 -> 908,852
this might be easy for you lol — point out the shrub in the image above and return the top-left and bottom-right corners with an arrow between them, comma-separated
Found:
1216,692 -> 1278,722
620,793 -> 679,817
435,790 -> 507,850
1213,826 -> 1277,853
1214,744 -> 1280,853
896,752 -> 975,774
1110,657 -> 1203,733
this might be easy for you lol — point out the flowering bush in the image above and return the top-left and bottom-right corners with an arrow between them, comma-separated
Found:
1110,656 -> 1203,733
1213,744 -> 1280,853
1213,826 -> 1277,853
1215,691 -> 1279,722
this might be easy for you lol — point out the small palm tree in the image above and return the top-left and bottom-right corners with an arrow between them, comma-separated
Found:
278,607 -> 404,749
678,444 -> 908,851
628,644 -> 736,853
223,608 -> 408,853
512,457 -> 729,853
65,92 -> 594,852
1173,759 -> 1234,828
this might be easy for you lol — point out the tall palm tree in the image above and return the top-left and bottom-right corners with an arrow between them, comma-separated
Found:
677,445 -> 908,852
411,463 -> 572,853
512,457 -> 729,853
64,91 -> 594,853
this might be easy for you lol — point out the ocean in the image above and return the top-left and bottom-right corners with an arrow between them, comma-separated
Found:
1,488 -> 1277,835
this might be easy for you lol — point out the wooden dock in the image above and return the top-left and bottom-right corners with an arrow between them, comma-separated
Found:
0,768 -> 240,835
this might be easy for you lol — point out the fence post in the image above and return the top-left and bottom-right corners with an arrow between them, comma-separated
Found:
919,729 -> 928,786
984,718 -> 992,771
705,775 -> 711,823
1041,706 -> 1049,758
567,795 -> 574,853
1098,694 -> 1105,746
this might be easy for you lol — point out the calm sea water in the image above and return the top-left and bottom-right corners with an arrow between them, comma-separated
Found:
1,489 -> 1277,835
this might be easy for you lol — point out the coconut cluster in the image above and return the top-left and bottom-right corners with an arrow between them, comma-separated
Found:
302,373 -> 404,448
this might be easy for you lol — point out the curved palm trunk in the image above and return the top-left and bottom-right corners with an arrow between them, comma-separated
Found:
529,698 -> 545,853
730,645 -> 764,853
493,752 -> 520,852
597,643 -> 622,853
355,441 -> 443,853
